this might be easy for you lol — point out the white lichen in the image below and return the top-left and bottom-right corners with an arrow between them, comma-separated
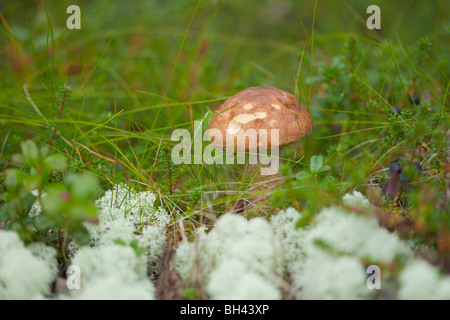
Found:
73,275 -> 155,300
342,190 -> 371,208
71,245 -> 149,284
207,258 -> 281,300
292,201 -> 412,299
72,184 -> 168,281
304,206 -> 411,262
174,213 -> 284,299
266,191 -> 416,299
66,244 -> 155,300
63,244 -> 156,300
84,213 -> 137,247
270,207 -> 306,273
297,252 -> 369,300
6,186 -> 448,300
398,259 -> 450,300
29,189 -> 45,217
95,184 -> 170,227
61,184 -> 169,299
0,231 -> 57,299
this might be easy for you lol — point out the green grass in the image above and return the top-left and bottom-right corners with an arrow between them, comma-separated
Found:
0,0 -> 449,271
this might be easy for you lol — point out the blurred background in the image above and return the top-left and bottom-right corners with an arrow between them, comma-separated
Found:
1,0 -> 448,109
0,0 -> 448,221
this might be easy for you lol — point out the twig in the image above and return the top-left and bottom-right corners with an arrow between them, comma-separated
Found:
48,86 -> 70,151
178,219 -> 189,245
74,143 -> 85,165
73,140 -> 116,163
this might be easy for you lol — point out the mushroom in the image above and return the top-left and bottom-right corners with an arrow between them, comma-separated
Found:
208,86 -> 313,153
208,86 -> 313,213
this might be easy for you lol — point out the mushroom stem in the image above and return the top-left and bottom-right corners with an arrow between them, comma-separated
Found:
235,155 -> 283,216
208,86 -> 313,216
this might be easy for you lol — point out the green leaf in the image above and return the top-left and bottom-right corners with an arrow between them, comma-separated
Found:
41,184 -> 67,216
280,163 -> 292,176
181,288 -> 199,300
44,154 -> 67,171
319,165 -> 331,173
20,140 -> 39,164
11,154 -> 23,164
296,210 -> 313,228
296,171 -> 313,180
130,239 -> 146,256
320,175 -> 337,187
34,215 -> 56,231
115,239 -> 127,246
310,155 -> 323,174
5,169 -> 24,188
39,145 -> 50,157
67,173 -> 100,199
0,207 -> 10,221
69,227 -> 91,246
23,175 -> 41,191
322,175 -> 336,182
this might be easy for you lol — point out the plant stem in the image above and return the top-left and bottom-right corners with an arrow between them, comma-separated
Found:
48,86 -> 70,153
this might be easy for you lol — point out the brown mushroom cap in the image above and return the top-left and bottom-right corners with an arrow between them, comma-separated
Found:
208,86 -> 313,151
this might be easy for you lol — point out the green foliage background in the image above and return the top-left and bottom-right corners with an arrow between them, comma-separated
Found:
0,0 -> 449,270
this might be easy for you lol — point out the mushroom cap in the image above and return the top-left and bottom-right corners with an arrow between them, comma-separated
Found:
208,86 -> 313,151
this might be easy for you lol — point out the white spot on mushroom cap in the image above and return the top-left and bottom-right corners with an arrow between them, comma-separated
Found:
243,103 -> 254,110
226,112 -> 267,135
272,104 -> 281,110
